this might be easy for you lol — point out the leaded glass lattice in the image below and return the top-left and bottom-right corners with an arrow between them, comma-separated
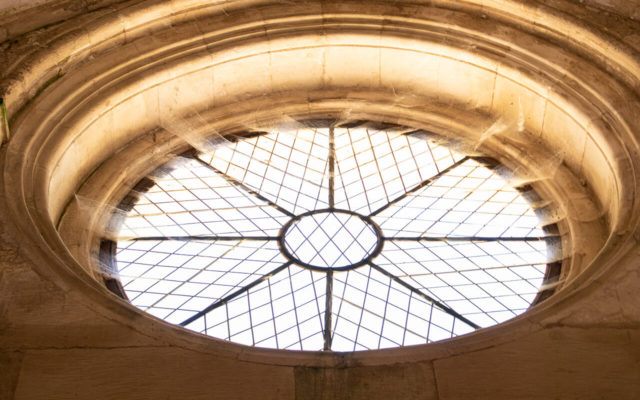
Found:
111,123 -> 560,351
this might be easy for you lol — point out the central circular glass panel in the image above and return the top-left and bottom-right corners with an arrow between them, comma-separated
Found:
282,210 -> 381,271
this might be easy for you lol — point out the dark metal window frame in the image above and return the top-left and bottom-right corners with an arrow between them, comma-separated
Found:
101,121 -> 564,351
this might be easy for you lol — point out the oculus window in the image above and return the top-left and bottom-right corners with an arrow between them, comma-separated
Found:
104,122 -> 561,351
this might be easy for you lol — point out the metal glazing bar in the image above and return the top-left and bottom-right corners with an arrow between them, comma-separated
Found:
386,235 -> 560,242
328,126 -> 336,209
180,261 -> 292,326
125,235 -> 280,241
192,155 -> 296,217
369,156 -> 470,217
323,270 -> 334,350
285,267 -> 304,350
368,262 -> 481,330
0,98 -> 10,143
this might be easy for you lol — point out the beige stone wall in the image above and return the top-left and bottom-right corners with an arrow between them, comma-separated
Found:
1,1 -> 640,398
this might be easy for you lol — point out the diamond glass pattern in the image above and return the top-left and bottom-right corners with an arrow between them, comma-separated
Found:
283,211 -> 379,270
332,127 -> 463,214
375,239 -> 554,327
118,157 -> 290,239
112,123 -> 560,352
198,129 -> 331,215
116,239 -> 287,324
372,158 -> 546,238
184,264 -> 327,350
331,265 -> 476,351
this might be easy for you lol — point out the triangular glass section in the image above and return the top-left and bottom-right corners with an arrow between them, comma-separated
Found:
116,239 -> 287,324
374,240 -> 554,327
333,127 -> 464,215
183,263 -> 327,350
373,158 -> 546,238
117,158 -> 290,238
330,265 -> 476,351
198,128 -> 331,215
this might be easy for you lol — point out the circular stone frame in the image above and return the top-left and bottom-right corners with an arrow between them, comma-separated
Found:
2,0 -> 638,369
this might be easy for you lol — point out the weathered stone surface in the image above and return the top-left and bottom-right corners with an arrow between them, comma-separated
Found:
13,347 -> 295,399
294,362 -> 437,400
1,1 -> 640,399
434,326 -> 640,399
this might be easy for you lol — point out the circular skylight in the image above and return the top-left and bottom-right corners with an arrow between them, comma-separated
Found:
111,122 -> 560,351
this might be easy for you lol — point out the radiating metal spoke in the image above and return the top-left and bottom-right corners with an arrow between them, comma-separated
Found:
368,262 -> 481,330
125,235 -> 280,241
328,126 -> 336,209
126,235 -> 280,242
192,155 -> 296,218
323,270 -> 334,350
180,261 -> 292,326
386,235 -> 560,242
369,156 -> 470,217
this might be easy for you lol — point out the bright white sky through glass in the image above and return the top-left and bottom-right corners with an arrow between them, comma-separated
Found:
114,124 -> 558,351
